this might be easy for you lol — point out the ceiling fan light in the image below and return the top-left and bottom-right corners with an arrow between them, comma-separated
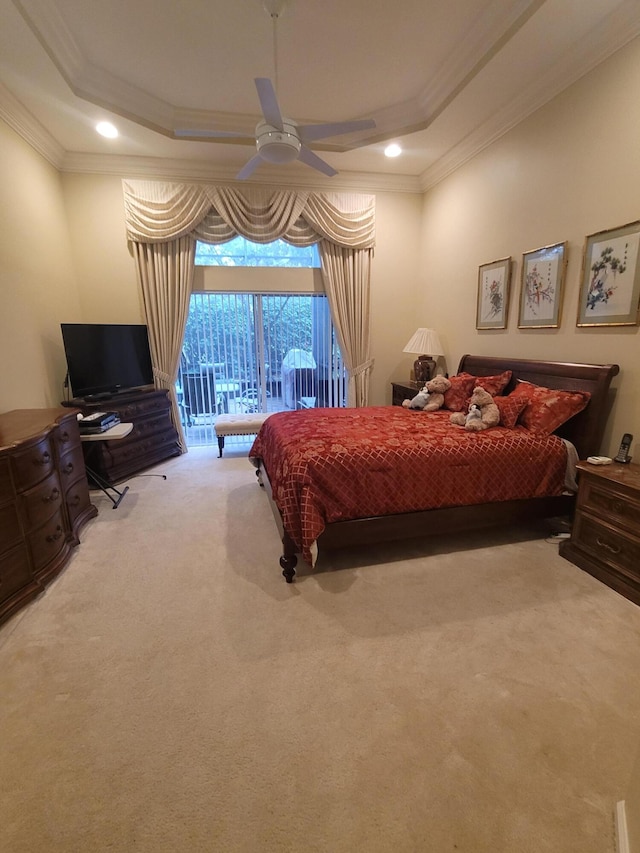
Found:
256,121 -> 301,164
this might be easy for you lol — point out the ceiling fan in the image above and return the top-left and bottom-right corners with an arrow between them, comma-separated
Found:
175,0 -> 376,180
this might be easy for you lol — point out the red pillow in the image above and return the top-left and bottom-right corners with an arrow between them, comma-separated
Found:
443,374 -> 476,411
493,396 -> 528,429
458,370 -> 513,397
509,380 -> 591,434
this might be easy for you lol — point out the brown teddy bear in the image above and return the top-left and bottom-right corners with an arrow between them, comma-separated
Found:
402,374 -> 451,411
449,385 -> 500,431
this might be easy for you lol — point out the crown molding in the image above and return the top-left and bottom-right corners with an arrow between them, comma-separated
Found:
0,80 -> 64,166
59,152 -> 423,194
419,0 -> 640,192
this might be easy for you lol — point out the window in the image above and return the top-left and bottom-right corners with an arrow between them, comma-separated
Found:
195,236 -> 320,268
178,239 -> 343,448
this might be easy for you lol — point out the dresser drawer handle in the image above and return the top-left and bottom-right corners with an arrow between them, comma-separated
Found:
62,462 -> 74,475
611,500 -> 625,515
596,537 -> 621,555
59,430 -> 70,443
34,451 -> 51,466
69,494 -> 80,506
42,488 -> 60,503
46,525 -> 63,543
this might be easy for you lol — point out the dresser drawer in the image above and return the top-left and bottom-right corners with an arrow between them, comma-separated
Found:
0,543 -> 33,599
54,415 -> 81,455
118,394 -> 169,420
20,471 -> 63,530
579,477 -> 640,535
65,475 -> 93,528
11,435 -> 56,491
0,502 -> 22,551
100,427 -> 178,467
573,512 -> 640,584
58,444 -> 87,489
0,459 -> 13,502
28,508 -> 69,573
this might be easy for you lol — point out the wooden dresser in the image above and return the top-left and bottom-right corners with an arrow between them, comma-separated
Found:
0,409 -> 97,627
64,389 -> 181,485
559,460 -> 640,606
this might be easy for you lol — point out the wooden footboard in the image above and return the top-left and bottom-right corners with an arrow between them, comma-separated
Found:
253,456 -> 575,582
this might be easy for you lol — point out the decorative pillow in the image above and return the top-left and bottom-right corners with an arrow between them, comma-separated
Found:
458,370 -> 513,397
443,374 -> 476,411
510,380 -> 591,434
493,395 -> 528,429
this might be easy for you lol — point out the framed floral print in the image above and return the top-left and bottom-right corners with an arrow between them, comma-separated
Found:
518,241 -> 567,329
577,220 -> 640,327
476,257 -> 511,330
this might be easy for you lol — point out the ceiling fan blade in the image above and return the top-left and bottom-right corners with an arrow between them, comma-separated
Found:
255,78 -> 284,131
174,129 -> 253,140
299,118 -> 376,143
236,154 -> 264,181
298,145 -> 337,177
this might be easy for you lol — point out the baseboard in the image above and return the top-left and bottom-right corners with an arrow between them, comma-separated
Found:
616,800 -> 630,853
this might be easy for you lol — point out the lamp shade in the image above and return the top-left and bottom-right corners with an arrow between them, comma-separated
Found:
402,328 -> 444,356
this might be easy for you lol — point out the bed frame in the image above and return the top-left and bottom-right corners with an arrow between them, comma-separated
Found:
253,355 -> 620,582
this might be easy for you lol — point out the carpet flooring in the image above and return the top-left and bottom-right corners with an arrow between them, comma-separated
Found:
2,444 -> 640,852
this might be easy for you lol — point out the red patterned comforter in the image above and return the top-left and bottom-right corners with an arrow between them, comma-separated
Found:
249,406 -> 568,565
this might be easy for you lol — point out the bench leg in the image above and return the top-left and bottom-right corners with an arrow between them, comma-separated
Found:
217,436 -> 225,457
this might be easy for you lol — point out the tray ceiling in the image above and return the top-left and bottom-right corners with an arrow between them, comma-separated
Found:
1,0 -> 638,190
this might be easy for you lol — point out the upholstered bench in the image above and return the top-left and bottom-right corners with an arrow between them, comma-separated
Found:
213,412 -> 272,457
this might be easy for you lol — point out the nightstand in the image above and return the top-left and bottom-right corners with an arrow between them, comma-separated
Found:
559,460 -> 640,606
391,381 -> 421,406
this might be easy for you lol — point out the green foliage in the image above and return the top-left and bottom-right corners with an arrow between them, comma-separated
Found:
182,293 -> 318,386
195,237 -> 320,268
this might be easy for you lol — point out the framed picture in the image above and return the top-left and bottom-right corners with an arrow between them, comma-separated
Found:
577,220 -> 640,327
476,257 -> 511,330
518,241 -> 567,329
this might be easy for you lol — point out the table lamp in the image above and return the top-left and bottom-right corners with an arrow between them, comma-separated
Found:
403,328 -> 444,384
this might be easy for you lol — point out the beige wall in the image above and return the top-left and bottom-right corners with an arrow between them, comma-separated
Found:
419,36 -> 640,459
0,122 -> 83,410
61,173 -> 144,322
369,191 -> 423,404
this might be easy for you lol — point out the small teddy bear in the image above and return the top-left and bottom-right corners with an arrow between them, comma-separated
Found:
402,374 -> 452,412
449,385 -> 500,431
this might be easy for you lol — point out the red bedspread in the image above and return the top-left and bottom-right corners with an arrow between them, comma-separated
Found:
249,406 -> 568,565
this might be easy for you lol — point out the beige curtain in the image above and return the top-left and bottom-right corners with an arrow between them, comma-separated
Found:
123,181 -> 376,430
319,242 -> 373,407
131,236 -> 195,452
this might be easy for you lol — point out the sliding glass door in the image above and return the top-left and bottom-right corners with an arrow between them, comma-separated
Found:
177,292 -> 345,446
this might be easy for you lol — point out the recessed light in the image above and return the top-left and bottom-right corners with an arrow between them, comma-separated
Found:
384,143 -> 402,158
96,121 -> 118,139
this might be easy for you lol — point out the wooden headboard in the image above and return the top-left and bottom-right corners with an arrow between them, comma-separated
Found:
457,355 -> 619,460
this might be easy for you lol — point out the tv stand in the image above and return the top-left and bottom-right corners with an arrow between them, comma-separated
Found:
63,389 -> 180,484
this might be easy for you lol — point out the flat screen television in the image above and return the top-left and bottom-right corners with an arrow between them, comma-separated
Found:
61,323 -> 154,400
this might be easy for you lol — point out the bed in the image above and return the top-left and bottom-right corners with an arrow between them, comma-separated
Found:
249,355 -> 619,581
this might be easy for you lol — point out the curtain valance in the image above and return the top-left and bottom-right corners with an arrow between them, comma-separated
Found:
122,181 -> 375,248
